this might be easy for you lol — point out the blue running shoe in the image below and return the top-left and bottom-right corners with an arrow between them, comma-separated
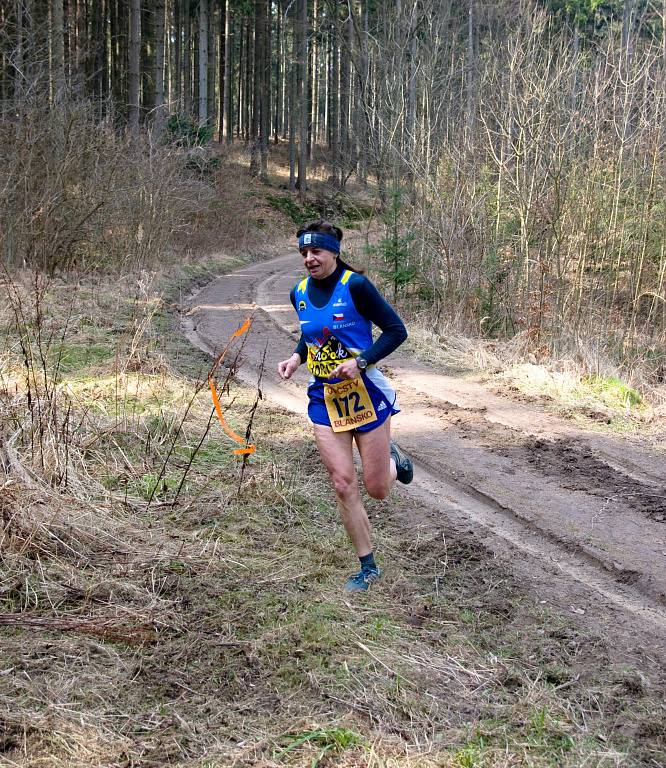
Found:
344,566 -> 381,592
390,441 -> 413,484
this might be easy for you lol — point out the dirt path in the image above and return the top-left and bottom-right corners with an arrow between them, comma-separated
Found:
182,251 -> 666,662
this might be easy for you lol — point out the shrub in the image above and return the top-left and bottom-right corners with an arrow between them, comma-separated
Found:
166,113 -> 214,147
0,97 -> 211,274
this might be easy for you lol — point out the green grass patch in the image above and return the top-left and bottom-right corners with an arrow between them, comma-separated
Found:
274,726 -> 366,766
52,342 -> 115,374
266,194 -> 321,225
580,374 -> 642,409
266,192 -> 374,230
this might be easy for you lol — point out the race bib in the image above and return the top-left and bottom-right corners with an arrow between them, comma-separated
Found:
307,334 -> 352,378
324,376 -> 378,432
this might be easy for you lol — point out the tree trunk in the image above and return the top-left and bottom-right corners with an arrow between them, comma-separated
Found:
111,0 -> 123,118
330,2 -> 340,186
289,4 -> 296,189
244,15 -> 252,141
340,8 -> 352,182
183,0 -> 192,114
128,0 -> 140,133
141,3 -> 155,119
237,16 -> 244,136
207,0 -> 216,128
103,0 -> 111,104
405,1 -> 417,198
15,0 -> 24,99
281,0 -> 288,137
358,0 -> 369,184
224,0 -> 233,142
310,0 -> 318,147
250,0 -> 262,176
51,0 -> 66,105
92,0 -> 104,105
154,0 -> 166,133
174,0 -> 182,110
465,0 -> 475,148
198,0 -> 208,124
219,0 -> 226,139
274,0 -> 281,143
76,0 -> 86,96
296,0 -> 308,198
260,0 -> 270,180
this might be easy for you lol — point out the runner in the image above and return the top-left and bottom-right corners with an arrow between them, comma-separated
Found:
277,219 -> 413,592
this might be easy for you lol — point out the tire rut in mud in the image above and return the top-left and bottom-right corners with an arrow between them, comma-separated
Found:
500,437 -> 666,524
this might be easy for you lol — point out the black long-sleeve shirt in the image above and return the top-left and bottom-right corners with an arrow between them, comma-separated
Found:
289,262 -> 407,365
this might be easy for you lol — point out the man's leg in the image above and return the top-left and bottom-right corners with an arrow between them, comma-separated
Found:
354,417 -> 397,500
313,424 -> 372,556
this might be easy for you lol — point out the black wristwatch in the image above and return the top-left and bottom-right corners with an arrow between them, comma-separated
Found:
355,355 -> 369,371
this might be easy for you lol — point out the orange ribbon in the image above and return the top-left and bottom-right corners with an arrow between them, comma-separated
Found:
208,317 -> 256,456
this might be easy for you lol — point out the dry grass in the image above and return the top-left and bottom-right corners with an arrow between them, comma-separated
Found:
400,317 -> 666,441
1,264 -> 664,768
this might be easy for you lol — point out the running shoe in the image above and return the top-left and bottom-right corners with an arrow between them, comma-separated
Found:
390,441 -> 414,485
344,566 -> 381,592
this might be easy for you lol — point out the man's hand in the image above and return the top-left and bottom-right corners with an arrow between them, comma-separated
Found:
277,353 -> 301,380
329,358 -> 360,380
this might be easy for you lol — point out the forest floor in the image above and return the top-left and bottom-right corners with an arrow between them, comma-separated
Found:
1,146 -> 665,767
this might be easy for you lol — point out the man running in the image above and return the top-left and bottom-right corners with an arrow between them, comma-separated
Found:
277,219 -> 413,592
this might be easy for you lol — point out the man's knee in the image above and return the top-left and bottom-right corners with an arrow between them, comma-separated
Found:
331,471 -> 357,500
364,477 -> 391,500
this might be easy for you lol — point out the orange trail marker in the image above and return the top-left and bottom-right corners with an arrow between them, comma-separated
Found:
208,317 -> 257,456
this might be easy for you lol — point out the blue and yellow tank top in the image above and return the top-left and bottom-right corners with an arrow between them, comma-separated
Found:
294,270 -> 372,378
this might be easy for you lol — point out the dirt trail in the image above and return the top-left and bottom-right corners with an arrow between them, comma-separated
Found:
183,251 -> 666,660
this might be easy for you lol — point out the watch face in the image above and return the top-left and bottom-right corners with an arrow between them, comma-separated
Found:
356,356 -> 367,369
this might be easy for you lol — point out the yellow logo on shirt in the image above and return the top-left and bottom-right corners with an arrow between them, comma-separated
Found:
306,335 -> 351,377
